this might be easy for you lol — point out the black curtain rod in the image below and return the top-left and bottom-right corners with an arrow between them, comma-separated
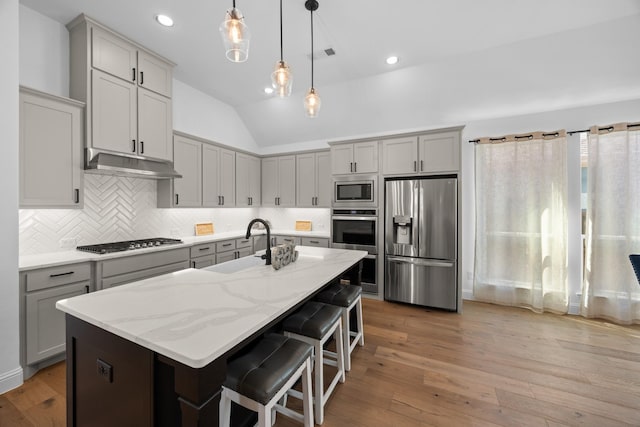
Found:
468,123 -> 640,143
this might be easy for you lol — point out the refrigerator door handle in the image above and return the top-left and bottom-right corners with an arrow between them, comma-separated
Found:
386,256 -> 454,268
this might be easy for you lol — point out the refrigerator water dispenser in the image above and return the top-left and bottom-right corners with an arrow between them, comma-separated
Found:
392,216 -> 413,245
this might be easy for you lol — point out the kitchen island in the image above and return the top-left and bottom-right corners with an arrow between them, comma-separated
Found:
56,246 -> 366,427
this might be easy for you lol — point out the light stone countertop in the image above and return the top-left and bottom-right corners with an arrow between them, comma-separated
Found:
19,229 -> 330,271
56,246 -> 366,369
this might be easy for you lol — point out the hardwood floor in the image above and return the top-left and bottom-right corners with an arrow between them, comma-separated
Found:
2,299 -> 640,426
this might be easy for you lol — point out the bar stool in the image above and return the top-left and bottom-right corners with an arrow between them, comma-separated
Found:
314,283 -> 364,371
219,333 -> 314,427
283,302 -> 345,425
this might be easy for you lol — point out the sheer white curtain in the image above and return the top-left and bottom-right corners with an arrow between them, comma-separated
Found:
474,131 -> 568,313
582,123 -> 640,325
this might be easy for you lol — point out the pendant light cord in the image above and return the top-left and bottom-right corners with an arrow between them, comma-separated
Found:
232,0 -> 236,8
279,0 -> 284,62
310,7 -> 314,88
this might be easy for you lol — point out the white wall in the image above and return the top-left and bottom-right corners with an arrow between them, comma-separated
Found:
0,0 -> 23,394
172,80 -> 260,153
19,5 -> 68,97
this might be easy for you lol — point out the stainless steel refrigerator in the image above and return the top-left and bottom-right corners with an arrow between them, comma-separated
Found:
384,177 -> 458,310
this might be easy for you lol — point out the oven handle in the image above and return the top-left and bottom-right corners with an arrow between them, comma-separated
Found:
331,216 -> 377,221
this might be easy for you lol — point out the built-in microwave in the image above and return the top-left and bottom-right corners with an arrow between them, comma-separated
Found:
333,175 -> 377,207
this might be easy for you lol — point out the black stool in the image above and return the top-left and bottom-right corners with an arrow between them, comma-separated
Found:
219,333 -> 314,427
283,302 -> 345,425
315,283 -> 364,371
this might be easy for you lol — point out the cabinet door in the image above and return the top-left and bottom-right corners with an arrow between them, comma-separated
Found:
248,155 -> 261,206
353,141 -> 379,173
138,87 -> 172,161
237,153 -> 260,207
331,144 -> 354,175
19,90 -> 83,208
278,156 -> 296,207
26,281 -> 89,364
216,251 -> 237,264
137,50 -> 172,97
91,69 -> 137,154
202,144 -> 221,207
91,26 -> 137,82
173,136 -> 202,207
261,157 -> 278,207
419,132 -> 460,173
296,153 -> 316,207
315,151 -> 331,207
219,148 -> 236,206
382,136 -> 418,175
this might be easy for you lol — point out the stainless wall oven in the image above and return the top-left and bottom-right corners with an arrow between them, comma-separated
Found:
331,208 -> 378,294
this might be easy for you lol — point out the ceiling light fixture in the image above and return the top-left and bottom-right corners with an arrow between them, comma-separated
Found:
271,0 -> 292,97
219,0 -> 250,63
155,14 -> 174,27
303,0 -> 321,118
386,56 -> 399,65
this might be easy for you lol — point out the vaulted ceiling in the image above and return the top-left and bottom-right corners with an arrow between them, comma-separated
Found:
19,0 -> 640,147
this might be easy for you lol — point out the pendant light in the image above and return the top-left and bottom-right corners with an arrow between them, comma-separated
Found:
303,0 -> 321,118
271,0 -> 292,97
219,0 -> 250,63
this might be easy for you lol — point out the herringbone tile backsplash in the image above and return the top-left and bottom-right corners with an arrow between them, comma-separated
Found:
19,174 -> 259,255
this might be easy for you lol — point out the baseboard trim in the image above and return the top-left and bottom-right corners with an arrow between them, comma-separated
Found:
0,366 -> 24,394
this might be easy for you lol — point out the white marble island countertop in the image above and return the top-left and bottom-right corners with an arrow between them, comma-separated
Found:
56,246 -> 365,369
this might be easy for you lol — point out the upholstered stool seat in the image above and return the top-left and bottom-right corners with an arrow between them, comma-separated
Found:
220,333 -> 314,427
283,302 -> 344,425
314,283 -> 364,371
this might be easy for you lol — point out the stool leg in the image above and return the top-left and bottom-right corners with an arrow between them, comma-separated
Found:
356,297 -> 364,346
314,339 -> 324,424
336,319 -> 345,383
258,404 -> 272,427
219,389 -> 231,427
342,308 -> 351,371
302,358 -> 314,427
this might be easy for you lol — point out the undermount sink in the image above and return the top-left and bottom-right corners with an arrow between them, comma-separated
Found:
203,255 -> 266,274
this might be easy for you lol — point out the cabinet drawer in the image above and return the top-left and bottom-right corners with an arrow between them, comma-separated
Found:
300,237 -> 329,248
101,248 -> 189,278
235,238 -> 252,250
102,261 -> 189,289
191,256 -> 215,269
190,243 -> 216,258
216,240 -> 236,252
25,281 -> 90,364
275,236 -> 301,245
25,262 -> 92,292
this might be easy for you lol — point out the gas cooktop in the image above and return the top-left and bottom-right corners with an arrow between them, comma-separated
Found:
76,238 -> 183,254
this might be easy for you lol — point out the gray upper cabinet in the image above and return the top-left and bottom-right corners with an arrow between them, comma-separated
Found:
19,87 -> 84,208
296,151 -> 330,207
382,131 -> 460,175
330,141 -> 378,175
169,134 -> 202,207
68,15 -> 174,161
262,156 -> 296,207
419,131 -> 460,173
236,152 -> 261,207
203,145 -> 236,207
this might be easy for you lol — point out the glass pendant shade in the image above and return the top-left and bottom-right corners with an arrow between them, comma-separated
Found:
271,61 -> 292,97
304,87 -> 321,118
219,8 -> 250,63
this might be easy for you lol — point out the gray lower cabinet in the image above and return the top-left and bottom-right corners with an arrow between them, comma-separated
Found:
216,238 -> 253,264
272,235 -> 302,246
21,262 -> 92,371
300,237 -> 330,248
99,248 -> 190,289
253,235 -> 268,253
190,243 -> 216,268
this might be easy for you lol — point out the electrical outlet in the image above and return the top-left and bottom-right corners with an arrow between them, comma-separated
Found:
96,359 -> 113,383
59,237 -> 77,249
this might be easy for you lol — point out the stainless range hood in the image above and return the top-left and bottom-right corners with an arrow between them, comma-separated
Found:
85,148 -> 182,179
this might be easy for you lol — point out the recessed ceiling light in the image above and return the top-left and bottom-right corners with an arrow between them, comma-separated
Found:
386,56 -> 399,65
264,87 -> 274,95
155,14 -> 174,27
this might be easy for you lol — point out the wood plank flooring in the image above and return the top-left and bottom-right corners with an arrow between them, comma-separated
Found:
2,299 -> 640,426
